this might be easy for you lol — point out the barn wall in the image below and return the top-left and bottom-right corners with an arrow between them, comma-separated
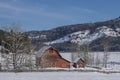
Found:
36,48 -> 70,68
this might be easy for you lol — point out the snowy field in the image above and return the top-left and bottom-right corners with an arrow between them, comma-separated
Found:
0,72 -> 120,80
0,52 -> 120,71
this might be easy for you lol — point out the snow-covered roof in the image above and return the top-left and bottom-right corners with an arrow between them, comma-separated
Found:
60,52 -> 81,63
60,52 -> 72,62
36,46 -> 51,58
73,57 -> 81,63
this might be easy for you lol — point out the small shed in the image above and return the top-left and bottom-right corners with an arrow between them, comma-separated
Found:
60,52 -> 85,68
73,58 -> 85,68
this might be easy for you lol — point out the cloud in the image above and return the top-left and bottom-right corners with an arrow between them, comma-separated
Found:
81,8 -> 98,14
0,2 -> 106,23
0,13 -> 13,19
0,2 -> 29,12
70,6 -> 98,14
13,0 -> 17,1
0,2 -> 73,21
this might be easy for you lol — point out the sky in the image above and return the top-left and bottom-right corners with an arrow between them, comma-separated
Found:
0,0 -> 120,31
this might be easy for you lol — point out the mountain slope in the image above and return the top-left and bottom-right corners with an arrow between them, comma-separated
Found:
27,17 -> 120,51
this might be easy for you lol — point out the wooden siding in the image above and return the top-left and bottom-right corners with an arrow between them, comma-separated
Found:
73,59 -> 85,68
36,47 -> 70,68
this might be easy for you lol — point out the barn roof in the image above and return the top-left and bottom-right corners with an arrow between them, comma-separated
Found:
59,52 -> 72,62
36,46 -> 51,58
60,52 -> 81,63
73,57 -> 81,63
36,46 -> 82,63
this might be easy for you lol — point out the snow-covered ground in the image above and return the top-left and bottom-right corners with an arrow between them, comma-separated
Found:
91,52 -> 120,70
0,52 -> 120,71
60,52 -> 120,71
0,72 -> 120,80
60,52 -> 120,63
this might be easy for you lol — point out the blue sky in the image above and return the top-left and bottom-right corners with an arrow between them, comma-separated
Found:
0,0 -> 120,31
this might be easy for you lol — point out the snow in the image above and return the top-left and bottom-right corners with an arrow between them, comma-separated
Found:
116,28 -> 120,32
46,36 -> 70,45
71,30 -> 90,37
90,52 -> 120,63
36,46 -> 51,58
60,52 -> 81,62
1,52 -> 120,71
60,52 -> 120,63
45,26 -> 120,45
88,32 -> 102,42
89,52 -> 120,70
60,52 -> 72,62
73,57 -> 80,63
108,52 -> 120,62
60,52 -> 120,70
45,30 -> 91,45
0,53 -> 36,70
0,72 -> 120,80
98,26 -> 120,37
71,30 -> 90,44
29,35 -> 47,39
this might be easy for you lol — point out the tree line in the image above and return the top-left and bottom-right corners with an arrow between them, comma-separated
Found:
0,25 -> 110,72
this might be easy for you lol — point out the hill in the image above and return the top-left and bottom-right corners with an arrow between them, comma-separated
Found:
27,17 -> 120,51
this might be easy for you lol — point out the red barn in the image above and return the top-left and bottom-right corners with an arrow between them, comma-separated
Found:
36,46 -> 70,68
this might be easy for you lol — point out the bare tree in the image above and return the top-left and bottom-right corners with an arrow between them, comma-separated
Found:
70,42 -> 77,68
1,25 -> 31,71
76,42 -> 83,58
82,44 -> 89,65
95,53 -> 101,67
87,52 -> 94,67
102,37 -> 109,68
76,42 -> 90,67
71,52 -> 75,68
